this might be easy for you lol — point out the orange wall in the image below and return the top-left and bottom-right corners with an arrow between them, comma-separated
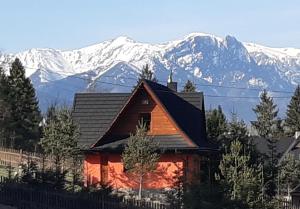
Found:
109,89 -> 179,136
84,153 -> 101,186
84,153 -> 201,189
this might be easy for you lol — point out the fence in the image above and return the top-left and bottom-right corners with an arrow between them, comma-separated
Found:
0,178 -> 176,209
0,147 -> 72,171
0,147 -> 44,167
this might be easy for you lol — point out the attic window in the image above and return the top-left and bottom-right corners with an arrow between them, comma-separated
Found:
141,98 -> 149,105
139,113 -> 151,131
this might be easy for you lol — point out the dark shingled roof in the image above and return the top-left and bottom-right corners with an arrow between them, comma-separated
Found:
252,136 -> 295,158
90,134 -> 196,152
73,80 -> 216,151
72,93 -> 129,148
144,80 -> 210,149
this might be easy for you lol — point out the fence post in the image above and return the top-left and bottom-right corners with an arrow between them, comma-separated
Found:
19,149 -> 23,165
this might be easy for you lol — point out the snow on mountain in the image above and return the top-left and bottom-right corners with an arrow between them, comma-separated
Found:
0,32 -> 299,121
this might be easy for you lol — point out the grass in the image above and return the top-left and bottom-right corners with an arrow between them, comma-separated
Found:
0,165 -> 8,178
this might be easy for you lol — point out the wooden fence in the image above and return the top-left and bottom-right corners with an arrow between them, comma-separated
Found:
0,147 -> 44,167
0,147 -> 71,171
281,199 -> 300,209
0,177 -> 177,209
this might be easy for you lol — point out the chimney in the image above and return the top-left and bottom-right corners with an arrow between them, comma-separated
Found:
167,70 -> 177,92
295,131 -> 300,139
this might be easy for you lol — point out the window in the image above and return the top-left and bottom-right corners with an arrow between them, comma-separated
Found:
141,98 -> 149,105
139,113 -> 151,131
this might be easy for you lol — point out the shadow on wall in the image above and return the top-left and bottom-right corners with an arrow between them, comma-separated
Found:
108,162 -> 182,189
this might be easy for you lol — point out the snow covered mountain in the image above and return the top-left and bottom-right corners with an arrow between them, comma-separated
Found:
1,33 -> 299,121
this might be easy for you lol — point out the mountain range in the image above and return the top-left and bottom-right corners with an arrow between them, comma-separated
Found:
1,33 -> 300,121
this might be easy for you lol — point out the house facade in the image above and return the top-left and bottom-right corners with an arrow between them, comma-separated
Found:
72,79 -> 217,190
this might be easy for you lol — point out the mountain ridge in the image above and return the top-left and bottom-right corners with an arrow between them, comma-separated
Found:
0,32 -> 299,121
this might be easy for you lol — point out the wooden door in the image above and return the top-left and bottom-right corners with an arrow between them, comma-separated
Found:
101,155 -> 108,185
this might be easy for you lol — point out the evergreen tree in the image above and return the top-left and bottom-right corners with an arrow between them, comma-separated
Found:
251,90 -> 280,197
7,58 -> 41,150
183,182 -> 248,209
122,121 -> 160,199
251,90 -> 279,138
219,140 -> 264,209
225,114 -> 261,164
42,105 -> 82,191
139,64 -> 157,81
40,107 -> 79,172
278,154 -> 300,197
182,80 -> 196,93
285,85 -> 300,136
206,106 -> 227,145
0,67 -> 11,147
133,64 -> 157,90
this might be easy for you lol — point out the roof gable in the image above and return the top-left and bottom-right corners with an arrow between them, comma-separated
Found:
91,80 -> 216,151
72,80 -> 215,150
93,80 -> 198,148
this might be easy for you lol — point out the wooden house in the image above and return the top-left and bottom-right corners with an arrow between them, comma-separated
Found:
72,79 -> 217,190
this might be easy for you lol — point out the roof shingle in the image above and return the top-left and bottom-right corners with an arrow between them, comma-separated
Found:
72,80 -> 216,151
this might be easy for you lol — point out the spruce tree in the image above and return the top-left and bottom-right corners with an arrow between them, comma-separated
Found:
226,114 -> 260,160
41,107 -> 79,169
133,64 -> 157,90
182,80 -> 196,93
139,64 -> 157,81
251,90 -> 279,138
122,121 -> 160,199
279,154 -> 300,197
206,106 -> 227,146
251,90 -> 279,197
219,140 -> 263,209
7,58 -> 41,150
0,67 -> 11,147
286,85 -> 300,136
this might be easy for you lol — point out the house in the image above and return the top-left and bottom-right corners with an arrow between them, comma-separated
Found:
252,132 -> 300,203
252,132 -> 300,164
72,79 -> 218,190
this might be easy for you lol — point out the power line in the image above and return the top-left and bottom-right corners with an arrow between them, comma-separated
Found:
1,64 -> 296,98
38,68 -> 295,94
203,94 -> 291,99
37,69 -> 294,100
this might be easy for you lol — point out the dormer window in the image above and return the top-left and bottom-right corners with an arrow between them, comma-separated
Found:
139,113 -> 151,131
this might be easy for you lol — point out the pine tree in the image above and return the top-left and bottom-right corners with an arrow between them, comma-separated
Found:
226,114 -> 261,162
122,121 -> 160,199
7,58 -> 41,150
219,140 -> 264,209
133,64 -> 157,90
0,67 -> 11,147
182,80 -> 196,93
251,90 -> 280,197
278,154 -> 300,197
206,106 -> 227,145
139,64 -> 157,81
251,90 -> 279,138
286,85 -> 300,136
40,107 -> 79,171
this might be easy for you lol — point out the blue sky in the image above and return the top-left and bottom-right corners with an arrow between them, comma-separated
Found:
1,0 -> 300,53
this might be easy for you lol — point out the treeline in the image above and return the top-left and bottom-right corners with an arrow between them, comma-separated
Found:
191,86 -> 299,209
0,58 -> 83,192
135,69 -> 300,208
0,58 -> 41,150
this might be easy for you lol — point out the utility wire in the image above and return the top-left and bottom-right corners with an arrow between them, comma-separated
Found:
1,63 -> 296,98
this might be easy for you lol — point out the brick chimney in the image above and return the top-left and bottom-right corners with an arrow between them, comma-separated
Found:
167,70 -> 177,92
